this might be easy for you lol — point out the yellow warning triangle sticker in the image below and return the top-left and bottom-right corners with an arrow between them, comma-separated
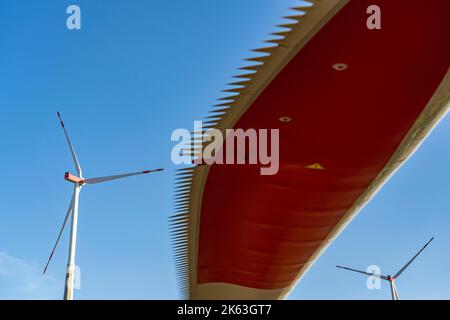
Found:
305,163 -> 325,170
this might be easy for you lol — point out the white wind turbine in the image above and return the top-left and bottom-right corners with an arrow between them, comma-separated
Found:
336,237 -> 434,300
43,112 -> 163,300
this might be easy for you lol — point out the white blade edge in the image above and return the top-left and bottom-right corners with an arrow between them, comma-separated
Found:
336,265 -> 388,280
83,168 -> 164,185
43,194 -> 75,274
57,112 -> 83,177
393,237 -> 434,279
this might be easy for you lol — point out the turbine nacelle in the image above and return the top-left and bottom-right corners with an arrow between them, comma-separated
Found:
386,275 -> 395,282
64,172 -> 84,185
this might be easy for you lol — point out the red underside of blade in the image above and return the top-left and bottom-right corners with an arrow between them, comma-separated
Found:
197,0 -> 450,289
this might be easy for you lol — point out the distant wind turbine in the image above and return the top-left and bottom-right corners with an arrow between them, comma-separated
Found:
43,112 -> 163,300
336,237 -> 434,300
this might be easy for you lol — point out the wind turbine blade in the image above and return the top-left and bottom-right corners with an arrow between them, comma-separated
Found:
57,112 -> 83,177
83,168 -> 163,185
43,194 -> 74,274
336,265 -> 387,280
393,237 -> 434,279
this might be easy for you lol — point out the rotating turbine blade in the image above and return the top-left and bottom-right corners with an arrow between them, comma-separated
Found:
83,168 -> 164,185
393,237 -> 434,279
43,194 -> 75,274
57,112 -> 83,177
336,265 -> 388,280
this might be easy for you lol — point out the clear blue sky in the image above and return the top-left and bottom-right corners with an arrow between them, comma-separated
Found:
0,0 -> 449,300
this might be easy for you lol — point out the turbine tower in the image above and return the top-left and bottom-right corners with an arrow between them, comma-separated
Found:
44,112 -> 163,300
336,237 -> 434,300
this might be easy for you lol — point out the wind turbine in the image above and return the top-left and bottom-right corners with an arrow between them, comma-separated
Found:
336,237 -> 434,300
43,112 -> 163,300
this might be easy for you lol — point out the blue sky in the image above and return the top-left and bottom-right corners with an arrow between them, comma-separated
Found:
0,0 -> 449,300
